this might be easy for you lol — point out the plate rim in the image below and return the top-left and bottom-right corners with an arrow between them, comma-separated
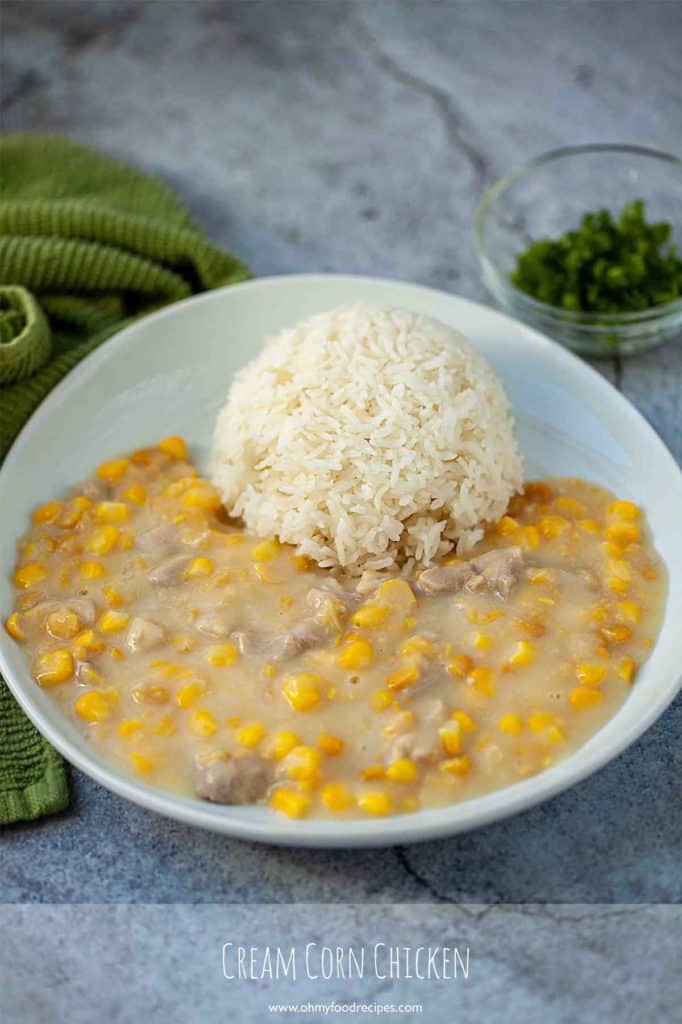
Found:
1,272 -> 681,847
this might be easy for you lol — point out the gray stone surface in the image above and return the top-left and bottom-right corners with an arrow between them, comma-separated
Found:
1,903 -> 680,1024
1,3 -> 681,1012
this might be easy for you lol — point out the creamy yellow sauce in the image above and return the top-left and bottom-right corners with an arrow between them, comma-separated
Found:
6,438 -> 666,819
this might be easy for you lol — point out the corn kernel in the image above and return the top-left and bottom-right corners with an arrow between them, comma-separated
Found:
102,586 -> 123,608
270,787 -> 310,818
253,562 -> 280,583
607,576 -> 629,595
32,500 -> 62,524
519,525 -> 541,550
496,515 -> 519,536
44,610 -> 79,643
441,755 -> 472,776
374,578 -> 416,609
439,722 -> 462,755
182,486 -> 221,512
118,719 -> 143,739
400,635 -> 434,659
605,521 -> 640,548
471,631 -> 494,651
578,518 -> 600,534
447,653 -> 474,679
339,638 -> 373,670
109,646 -> 124,661
371,689 -> 394,711
282,746 -> 321,783
451,710 -> 476,733
98,610 -> 129,633
282,673 -> 322,712
601,624 -> 632,645
75,689 -> 112,722
291,554 -> 310,572
361,765 -> 386,781
357,792 -> 393,816
607,500 -> 640,522
94,501 -> 130,524
250,539 -> 280,562
96,458 -> 128,483
386,665 -> 420,692
617,658 -> 636,684
33,648 -> 74,686
163,476 -> 197,498
551,494 -> 583,517
190,709 -> 218,736
264,662 -> 277,678
158,435 -> 189,460
569,686 -> 604,711
86,525 -> 120,555
352,603 -> 391,629
130,753 -> 154,774
507,640 -> 537,668
321,782 -> 353,812
387,758 -> 419,783
528,710 -> 556,733
73,629 -> 105,654
176,682 -> 205,708
498,713 -> 523,736
4,612 -> 25,642
529,568 -> 554,585
154,716 -> 177,736
538,515 -> 569,539
13,563 -> 46,588
617,600 -> 640,623
204,643 -> 239,667
184,557 -> 214,579
122,484 -> 147,504
266,731 -> 300,760
546,725 -> 564,743
317,732 -> 344,756
469,667 -> 495,696
59,495 -> 93,528
404,616 -> 417,629
236,721 -> 266,748
575,662 -> 607,687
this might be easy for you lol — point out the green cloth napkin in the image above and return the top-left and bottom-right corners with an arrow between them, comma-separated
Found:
0,134 -> 249,825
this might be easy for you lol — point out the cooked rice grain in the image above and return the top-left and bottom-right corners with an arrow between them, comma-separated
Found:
211,305 -> 522,575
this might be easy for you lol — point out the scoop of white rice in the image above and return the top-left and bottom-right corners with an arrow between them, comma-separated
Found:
211,305 -> 522,575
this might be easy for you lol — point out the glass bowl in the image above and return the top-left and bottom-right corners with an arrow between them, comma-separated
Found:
473,145 -> 682,357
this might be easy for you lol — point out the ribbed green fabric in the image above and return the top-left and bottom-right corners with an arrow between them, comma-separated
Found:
0,134 -> 249,825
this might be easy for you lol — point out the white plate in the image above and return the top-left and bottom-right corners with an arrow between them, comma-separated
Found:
1,275 -> 681,847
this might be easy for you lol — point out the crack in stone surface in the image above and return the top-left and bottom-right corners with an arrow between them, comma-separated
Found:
357,16 -> 490,191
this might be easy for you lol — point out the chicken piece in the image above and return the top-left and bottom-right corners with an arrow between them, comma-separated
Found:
194,753 -> 272,805
125,616 -> 165,652
147,554 -> 192,586
138,522 -> 179,555
468,546 -> 523,599
305,587 -> 349,633
418,563 -> 475,595
268,619 -> 328,662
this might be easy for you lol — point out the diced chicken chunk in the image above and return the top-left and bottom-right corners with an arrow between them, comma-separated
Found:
268,619 -> 327,662
147,554 -> 192,586
469,546 -> 523,599
305,587 -> 349,633
419,547 -> 523,600
194,753 -> 272,805
126,616 -> 165,652
418,563 -> 475,595
138,522 -> 179,555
